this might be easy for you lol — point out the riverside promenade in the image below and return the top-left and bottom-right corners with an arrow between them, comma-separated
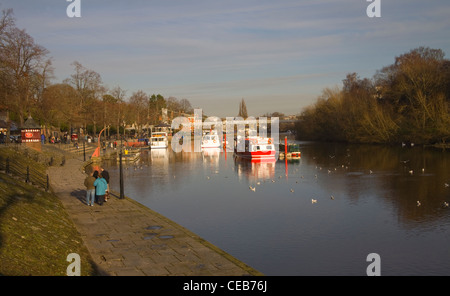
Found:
47,153 -> 263,276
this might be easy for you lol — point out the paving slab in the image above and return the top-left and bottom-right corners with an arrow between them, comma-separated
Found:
47,155 -> 263,276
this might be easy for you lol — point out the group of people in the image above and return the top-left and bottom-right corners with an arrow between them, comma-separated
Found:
84,168 -> 110,206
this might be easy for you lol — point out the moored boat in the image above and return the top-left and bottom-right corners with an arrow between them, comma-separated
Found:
234,136 -> 276,161
150,132 -> 168,149
201,131 -> 221,149
279,143 -> 301,159
117,150 -> 140,162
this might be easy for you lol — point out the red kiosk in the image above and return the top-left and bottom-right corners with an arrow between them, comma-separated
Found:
21,116 -> 42,151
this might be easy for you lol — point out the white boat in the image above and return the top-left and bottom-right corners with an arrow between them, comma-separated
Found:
150,132 -> 168,149
201,131 -> 221,149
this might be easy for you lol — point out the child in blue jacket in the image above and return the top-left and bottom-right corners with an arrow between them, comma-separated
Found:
94,173 -> 108,205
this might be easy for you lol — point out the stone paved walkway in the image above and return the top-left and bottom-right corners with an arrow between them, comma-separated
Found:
47,155 -> 262,276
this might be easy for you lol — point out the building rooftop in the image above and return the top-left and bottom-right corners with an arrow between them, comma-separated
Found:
22,116 -> 41,129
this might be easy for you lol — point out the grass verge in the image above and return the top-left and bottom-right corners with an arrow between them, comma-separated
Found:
0,146 -> 98,276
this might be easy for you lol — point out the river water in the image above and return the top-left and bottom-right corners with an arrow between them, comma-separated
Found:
101,141 -> 450,275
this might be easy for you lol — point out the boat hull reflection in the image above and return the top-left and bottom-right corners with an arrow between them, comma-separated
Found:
234,156 -> 276,181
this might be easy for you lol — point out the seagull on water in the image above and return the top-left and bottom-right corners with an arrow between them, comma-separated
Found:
290,189 -> 294,193
330,195 -> 335,200
311,199 -> 317,204
249,186 -> 256,192
417,201 -> 421,206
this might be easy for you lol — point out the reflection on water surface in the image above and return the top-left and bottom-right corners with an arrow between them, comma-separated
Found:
102,141 -> 450,275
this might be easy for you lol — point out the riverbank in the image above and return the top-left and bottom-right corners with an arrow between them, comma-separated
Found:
0,146 -> 98,275
46,146 -> 262,276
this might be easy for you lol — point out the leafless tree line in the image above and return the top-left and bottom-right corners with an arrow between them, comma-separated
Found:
0,9 -> 194,139
296,47 -> 450,145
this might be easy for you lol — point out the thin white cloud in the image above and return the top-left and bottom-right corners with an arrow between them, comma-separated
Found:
162,72 -> 336,94
2,0 -> 449,116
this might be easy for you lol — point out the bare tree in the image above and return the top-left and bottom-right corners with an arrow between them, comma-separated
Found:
0,8 -> 14,36
376,47 -> 449,143
40,83 -> 78,131
0,23 -> 51,125
129,90 -> 148,137
110,86 -> 127,138
64,61 -> 103,135
180,98 -> 193,114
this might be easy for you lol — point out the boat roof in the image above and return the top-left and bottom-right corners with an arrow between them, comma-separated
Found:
244,137 -> 273,143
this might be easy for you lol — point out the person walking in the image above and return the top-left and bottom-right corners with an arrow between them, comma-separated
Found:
92,170 -> 99,203
101,168 -> 110,202
94,172 -> 108,206
84,171 -> 96,206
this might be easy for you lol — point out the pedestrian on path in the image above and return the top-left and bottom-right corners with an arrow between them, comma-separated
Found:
94,172 -> 108,205
84,171 -> 96,206
101,168 -> 110,202
93,170 -> 99,203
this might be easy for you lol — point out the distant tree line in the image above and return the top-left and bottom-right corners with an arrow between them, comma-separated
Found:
295,47 -> 450,145
0,9 -> 194,138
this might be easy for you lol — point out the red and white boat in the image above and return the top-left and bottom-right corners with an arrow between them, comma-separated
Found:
234,136 -> 276,161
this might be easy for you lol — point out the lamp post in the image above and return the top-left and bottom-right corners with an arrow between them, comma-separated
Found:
119,133 -> 124,199
83,131 -> 86,161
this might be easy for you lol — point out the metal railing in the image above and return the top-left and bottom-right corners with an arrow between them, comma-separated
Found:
0,156 -> 50,192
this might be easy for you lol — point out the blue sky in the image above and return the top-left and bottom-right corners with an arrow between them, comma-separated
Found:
2,0 -> 449,117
